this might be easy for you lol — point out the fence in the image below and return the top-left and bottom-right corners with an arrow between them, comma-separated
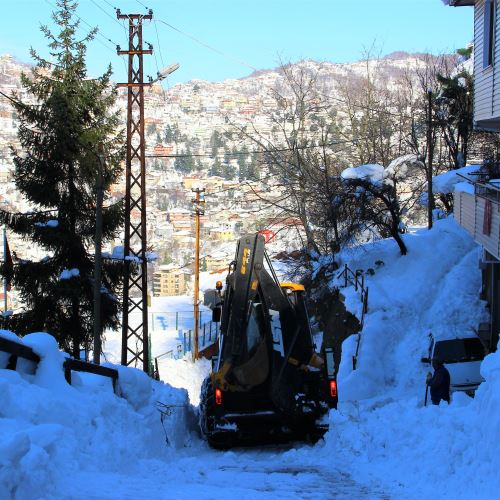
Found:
0,336 -> 119,393
153,319 -> 220,376
336,264 -> 369,371
151,310 -> 212,332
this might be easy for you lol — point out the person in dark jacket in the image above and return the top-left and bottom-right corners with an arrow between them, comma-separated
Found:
426,356 -> 451,405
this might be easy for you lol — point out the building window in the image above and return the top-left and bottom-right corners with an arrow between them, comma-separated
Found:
484,0 -> 496,68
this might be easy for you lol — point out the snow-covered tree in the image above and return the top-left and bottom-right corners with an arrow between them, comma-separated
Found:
342,155 -> 424,255
0,0 -> 125,355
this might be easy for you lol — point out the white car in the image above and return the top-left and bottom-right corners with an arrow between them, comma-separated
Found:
422,335 -> 486,396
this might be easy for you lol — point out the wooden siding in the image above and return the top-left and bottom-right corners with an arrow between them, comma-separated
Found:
474,0 -> 495,123
454,190 -> 500,258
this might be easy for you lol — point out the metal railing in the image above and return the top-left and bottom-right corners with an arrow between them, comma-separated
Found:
337,264 -> 369,371
0,336 -> 119,393
153,321 -> 220,377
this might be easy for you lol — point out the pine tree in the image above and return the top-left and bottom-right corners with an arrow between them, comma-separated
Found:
0,0 -> 125,356
174,146 -> 195,173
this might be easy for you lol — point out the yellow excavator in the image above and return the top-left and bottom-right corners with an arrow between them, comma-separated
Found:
199,233 -> 338,448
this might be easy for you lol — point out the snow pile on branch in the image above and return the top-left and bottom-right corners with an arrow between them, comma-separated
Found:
34,220 -> 59,228
321,217 -> 499,497
103,246 -> 158,263
341,155 -> 423,186
341,163 -> 385,184
0,331 -> 192,499
59,268 -> 80,280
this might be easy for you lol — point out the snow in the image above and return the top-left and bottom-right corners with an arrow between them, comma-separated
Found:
341,163 -> 385,184
0,331 -> 192,499
2,215 -> 500,498
384,153 -> 421,178
104,246 -> 158,263
341,155 -> 423,186
455,181 -> 474,194
432,164 -> 478,194
337,217 -> 485,399
324,217 -> 499,498
59,268 -> 80,280
34,219 -> 58,228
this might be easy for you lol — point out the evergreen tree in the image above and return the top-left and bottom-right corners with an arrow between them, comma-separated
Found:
164,124 -> 175,143
247,154 -> 260,179
237,145 -> 249,180
174,146 -> 195,173
208,158 -> 223,177
195,159 -> 204,172
435,70 -> 474,169
0,0 -> 125,356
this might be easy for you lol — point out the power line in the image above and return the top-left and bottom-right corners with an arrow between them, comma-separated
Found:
90,0 -> 127,35
134,0 -> 149,10
146,138 -> 359,159
101,0 -> 119,10
318,90 -> 415,121
43,0 -> 119,50
43,0 -> 128,75
153,19 -> 257,72
153,19 -> 166,69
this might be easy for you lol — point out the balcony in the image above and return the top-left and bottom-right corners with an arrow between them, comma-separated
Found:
455,181 -> 500,259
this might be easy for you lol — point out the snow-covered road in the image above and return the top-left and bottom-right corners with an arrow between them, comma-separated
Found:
55,442 -> 386,500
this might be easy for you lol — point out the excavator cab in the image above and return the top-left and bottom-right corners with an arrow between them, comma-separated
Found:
199,234 -> 337,448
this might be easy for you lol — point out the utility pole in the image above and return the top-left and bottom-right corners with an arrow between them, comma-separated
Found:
427,89 -> 434,230
93,151 -> 105,365
192,187 -> 205,361
3,227 -> 7,313
117,10 -> 153,372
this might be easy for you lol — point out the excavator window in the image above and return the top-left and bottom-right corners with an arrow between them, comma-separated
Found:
246,302 -> 265,356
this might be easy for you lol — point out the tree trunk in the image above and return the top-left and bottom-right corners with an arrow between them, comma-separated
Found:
392,229 -> 408,256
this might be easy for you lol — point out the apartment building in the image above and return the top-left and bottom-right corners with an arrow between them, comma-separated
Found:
153,266 -> 189,297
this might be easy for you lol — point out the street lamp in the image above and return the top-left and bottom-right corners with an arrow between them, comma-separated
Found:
149,63 -> 180,84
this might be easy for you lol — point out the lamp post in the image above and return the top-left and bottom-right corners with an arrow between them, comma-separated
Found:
93,149 -> 105,364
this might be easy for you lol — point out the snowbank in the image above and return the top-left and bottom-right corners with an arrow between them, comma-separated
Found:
0,331 -> 192,499
325,217 -> 499,497
337,217 -> 485,399
323,347 -> 500,499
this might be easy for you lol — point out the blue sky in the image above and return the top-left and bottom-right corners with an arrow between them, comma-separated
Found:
2,0 -> 473,86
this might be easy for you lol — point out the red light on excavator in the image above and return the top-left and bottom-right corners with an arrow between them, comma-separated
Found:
215,388 -> 223,405
329,380 -> 337,398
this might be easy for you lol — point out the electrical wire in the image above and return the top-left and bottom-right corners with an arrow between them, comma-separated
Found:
145,138 -> 359,159
153,19 -> 257,72
153,20 -> 166,69
135,0 -> 149,10
44,0 -> 118,49
318,90 -> 415,121
90,0 -> 128,36
101,0 -> 119,10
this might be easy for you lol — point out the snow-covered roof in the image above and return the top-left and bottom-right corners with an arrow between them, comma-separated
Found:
432,164 -> 478,194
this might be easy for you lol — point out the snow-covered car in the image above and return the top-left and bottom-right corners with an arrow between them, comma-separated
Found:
421,335 -> 486,396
